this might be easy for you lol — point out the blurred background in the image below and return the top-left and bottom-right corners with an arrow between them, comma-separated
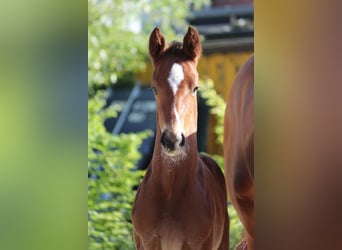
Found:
88,0 -> 253,249
1,0 -> 341,249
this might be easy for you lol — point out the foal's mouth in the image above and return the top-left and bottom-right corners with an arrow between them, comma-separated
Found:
160,142 -> 187,160
161,147 -> 188,163
162,147 -> 183,157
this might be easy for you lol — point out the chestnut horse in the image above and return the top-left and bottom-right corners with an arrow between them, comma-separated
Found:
223,55 -> 254,250
132,27 -> 229,250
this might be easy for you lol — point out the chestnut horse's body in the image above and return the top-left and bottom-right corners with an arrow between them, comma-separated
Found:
224,55 -> 254,249
132,27 -> 229,250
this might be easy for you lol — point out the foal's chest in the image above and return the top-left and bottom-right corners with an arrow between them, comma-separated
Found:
134,193 -> 213,249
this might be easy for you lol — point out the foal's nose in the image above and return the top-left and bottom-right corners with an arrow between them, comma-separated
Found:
160,130 -> 185,153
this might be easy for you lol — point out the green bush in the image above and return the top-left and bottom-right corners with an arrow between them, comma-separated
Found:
88,91 -> 151,249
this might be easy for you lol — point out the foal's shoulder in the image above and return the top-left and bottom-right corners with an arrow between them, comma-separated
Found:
199,153 -> 226,190
199,153 -> 220,171
199,153 -> 220,169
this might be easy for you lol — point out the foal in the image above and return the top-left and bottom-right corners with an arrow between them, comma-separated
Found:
132,27 -> 229,250
223,55 -> 254,250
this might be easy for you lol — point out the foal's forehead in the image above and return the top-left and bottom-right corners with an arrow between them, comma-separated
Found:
153,60 -> 198,84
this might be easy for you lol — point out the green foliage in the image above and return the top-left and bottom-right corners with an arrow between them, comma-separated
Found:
88,0 -> 209,96
199,78 -> 226,145
88,91 -> 152,249
199,79 -> 244,250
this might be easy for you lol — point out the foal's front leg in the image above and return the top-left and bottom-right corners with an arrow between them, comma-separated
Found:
134,233 -> 143,250
135,234 -> 163,250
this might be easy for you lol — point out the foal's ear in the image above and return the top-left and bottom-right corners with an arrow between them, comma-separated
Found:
183,26 -> 202,63
149,27 -> 167,64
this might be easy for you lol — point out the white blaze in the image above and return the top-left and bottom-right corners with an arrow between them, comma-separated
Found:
167,63 -> 184,95
171,104 -> 181,133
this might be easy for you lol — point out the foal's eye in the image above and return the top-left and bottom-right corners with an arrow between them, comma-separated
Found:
192,86 -> 199,93
151,86 -> 158,95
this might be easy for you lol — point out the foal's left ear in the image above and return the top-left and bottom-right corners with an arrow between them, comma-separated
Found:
183,26 -> 202,64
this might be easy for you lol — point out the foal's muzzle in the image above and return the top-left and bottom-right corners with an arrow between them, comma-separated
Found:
160,130 -> 185,156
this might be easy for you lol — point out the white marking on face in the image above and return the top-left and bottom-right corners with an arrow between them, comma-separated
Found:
173,105 -> 180,124
171,104 -> 181,133
167,63 -> 184,95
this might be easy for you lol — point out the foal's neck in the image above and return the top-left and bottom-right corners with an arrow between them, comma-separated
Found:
151,131 -> 199,199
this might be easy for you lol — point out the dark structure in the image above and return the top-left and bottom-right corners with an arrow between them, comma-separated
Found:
188,1 -> 254,54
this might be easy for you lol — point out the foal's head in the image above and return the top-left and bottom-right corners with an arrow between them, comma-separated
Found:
149,27 -> 202,158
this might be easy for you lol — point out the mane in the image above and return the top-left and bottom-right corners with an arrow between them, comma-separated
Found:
158,41 -> 189,61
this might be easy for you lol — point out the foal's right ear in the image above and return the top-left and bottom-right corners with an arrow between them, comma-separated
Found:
149,27 -> 166,64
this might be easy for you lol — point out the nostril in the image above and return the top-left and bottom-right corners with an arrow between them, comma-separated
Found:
179,133 -> 185,147
160,132 -> 166,146
160,131 -> 174,150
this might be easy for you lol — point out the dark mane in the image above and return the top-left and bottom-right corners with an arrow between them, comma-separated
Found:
158,41 -> 189,61
167,41 -> 183,52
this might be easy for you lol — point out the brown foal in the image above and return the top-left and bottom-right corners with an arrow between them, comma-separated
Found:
132,27 -> 229,250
